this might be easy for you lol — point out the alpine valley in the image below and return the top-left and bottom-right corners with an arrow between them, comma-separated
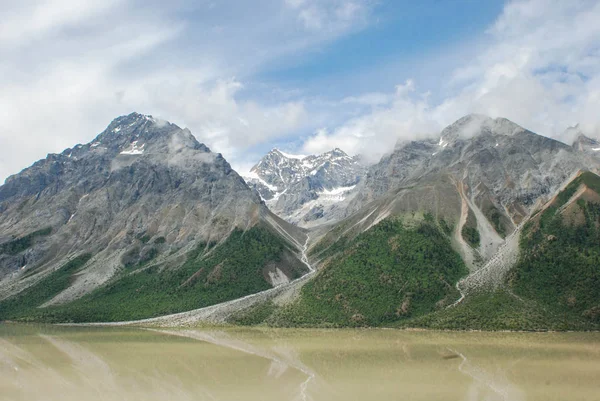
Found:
1,113 -> 599,330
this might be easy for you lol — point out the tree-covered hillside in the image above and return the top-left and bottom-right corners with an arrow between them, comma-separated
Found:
400,172 -> 600,330
511,172 -> 600,324
0,225 -> 305,323
266,217 -> 467,327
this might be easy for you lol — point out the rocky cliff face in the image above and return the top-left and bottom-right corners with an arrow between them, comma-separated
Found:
571,129 -> 600,157
271,118 -> 600,330
244,148 -> 365,227
0,113 -> 307,309
310,115 -> 600,272
351,115 -> 595,217
350,114 -> 599,223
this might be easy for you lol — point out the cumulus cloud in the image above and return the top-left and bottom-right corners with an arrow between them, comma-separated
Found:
0,0 -> 184,182
302,0 -> 600,160
142,77 -> 309,159
0,0 -> 376,183
4,0 -> 599,184
303,80 -> 439,162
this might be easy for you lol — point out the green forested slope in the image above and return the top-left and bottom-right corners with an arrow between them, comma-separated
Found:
4,173 -> 599,330
0,226 -> 304,323
510,172 -> 600,324
0,254 -> 92,319
401,172 -> 600,330
269,217 -> 467,327
0,227 -> 52,255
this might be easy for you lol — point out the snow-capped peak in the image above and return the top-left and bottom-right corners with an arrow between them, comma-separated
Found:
243,147 -> 365,226
273,148 -> 308,160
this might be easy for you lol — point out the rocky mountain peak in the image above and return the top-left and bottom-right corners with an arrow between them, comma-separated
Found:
322,148 -> 347,157
348,114 -> 598,238
0,112 -> 278,301
21,112 -> 224,186
1,112 -> 252,213
272,148 -> 307,159
438,114 -> 525,148
244,147 -> 366,226
571,130 -> 600,154
90,112 -> 207,155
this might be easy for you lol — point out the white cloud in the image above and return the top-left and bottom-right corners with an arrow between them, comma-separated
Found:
0,0 -> 121,46
0,0 -> 187,182
285,0 -> 371,33
303,80 -> 438,162
302,0 -> 600,160
0,0 -> 376,182
4,0 -> 599,184
133,77 -> 309,157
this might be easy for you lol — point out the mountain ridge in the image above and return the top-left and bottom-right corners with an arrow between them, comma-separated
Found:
228,116 -> 600,330
243,147 -> 366,227
0,113 -> 310,322
1,112 -> 599,330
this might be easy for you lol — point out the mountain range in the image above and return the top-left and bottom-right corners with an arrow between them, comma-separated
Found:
1,112 -> 599,330
243,148 -> 365,227
0,113 -> 308,322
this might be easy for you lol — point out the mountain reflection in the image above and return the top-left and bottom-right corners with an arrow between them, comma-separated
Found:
449,348 -> 524,401
1,326 -> 597,401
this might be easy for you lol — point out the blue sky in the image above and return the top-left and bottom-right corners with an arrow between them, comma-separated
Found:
1,0 -> 600,181
258,1 -> 505,93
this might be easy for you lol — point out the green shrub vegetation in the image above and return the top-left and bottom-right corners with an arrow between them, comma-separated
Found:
271,219 -> 467,327
438,218 -> 453,236
403,172 -> 600,331
228,301 -> 277,326
489,208 -> 506,238
399,290 -> 596,331
0,227 -> 52,255
0,226 -> 303,323
554,171 -> 600,209
153,236 -> 166,244
0,254 -> 92,320
308,219 -> 352,259
509,174 -> 600,325
461,225 -> 480,248
461,208 -> 480,248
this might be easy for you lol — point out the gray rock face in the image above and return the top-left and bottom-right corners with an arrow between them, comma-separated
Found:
243,148 -> 366,227
321,114 -> 600,271
349,115 -> 600,224
572,129 -> 600,156
0,113 -> 302,302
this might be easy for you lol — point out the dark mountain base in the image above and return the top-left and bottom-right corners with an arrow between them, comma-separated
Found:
249,218 -> 468,328
397,290 -> 599,331
229,172 -> 600,331
0,226 -> 306,323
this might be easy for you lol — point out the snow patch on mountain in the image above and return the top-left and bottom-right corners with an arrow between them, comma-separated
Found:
276,149 -> 307,160
318,185 -> 356,201
120,140 -> 145,155
244,171 -> 278,192
244,148 -> 365,226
